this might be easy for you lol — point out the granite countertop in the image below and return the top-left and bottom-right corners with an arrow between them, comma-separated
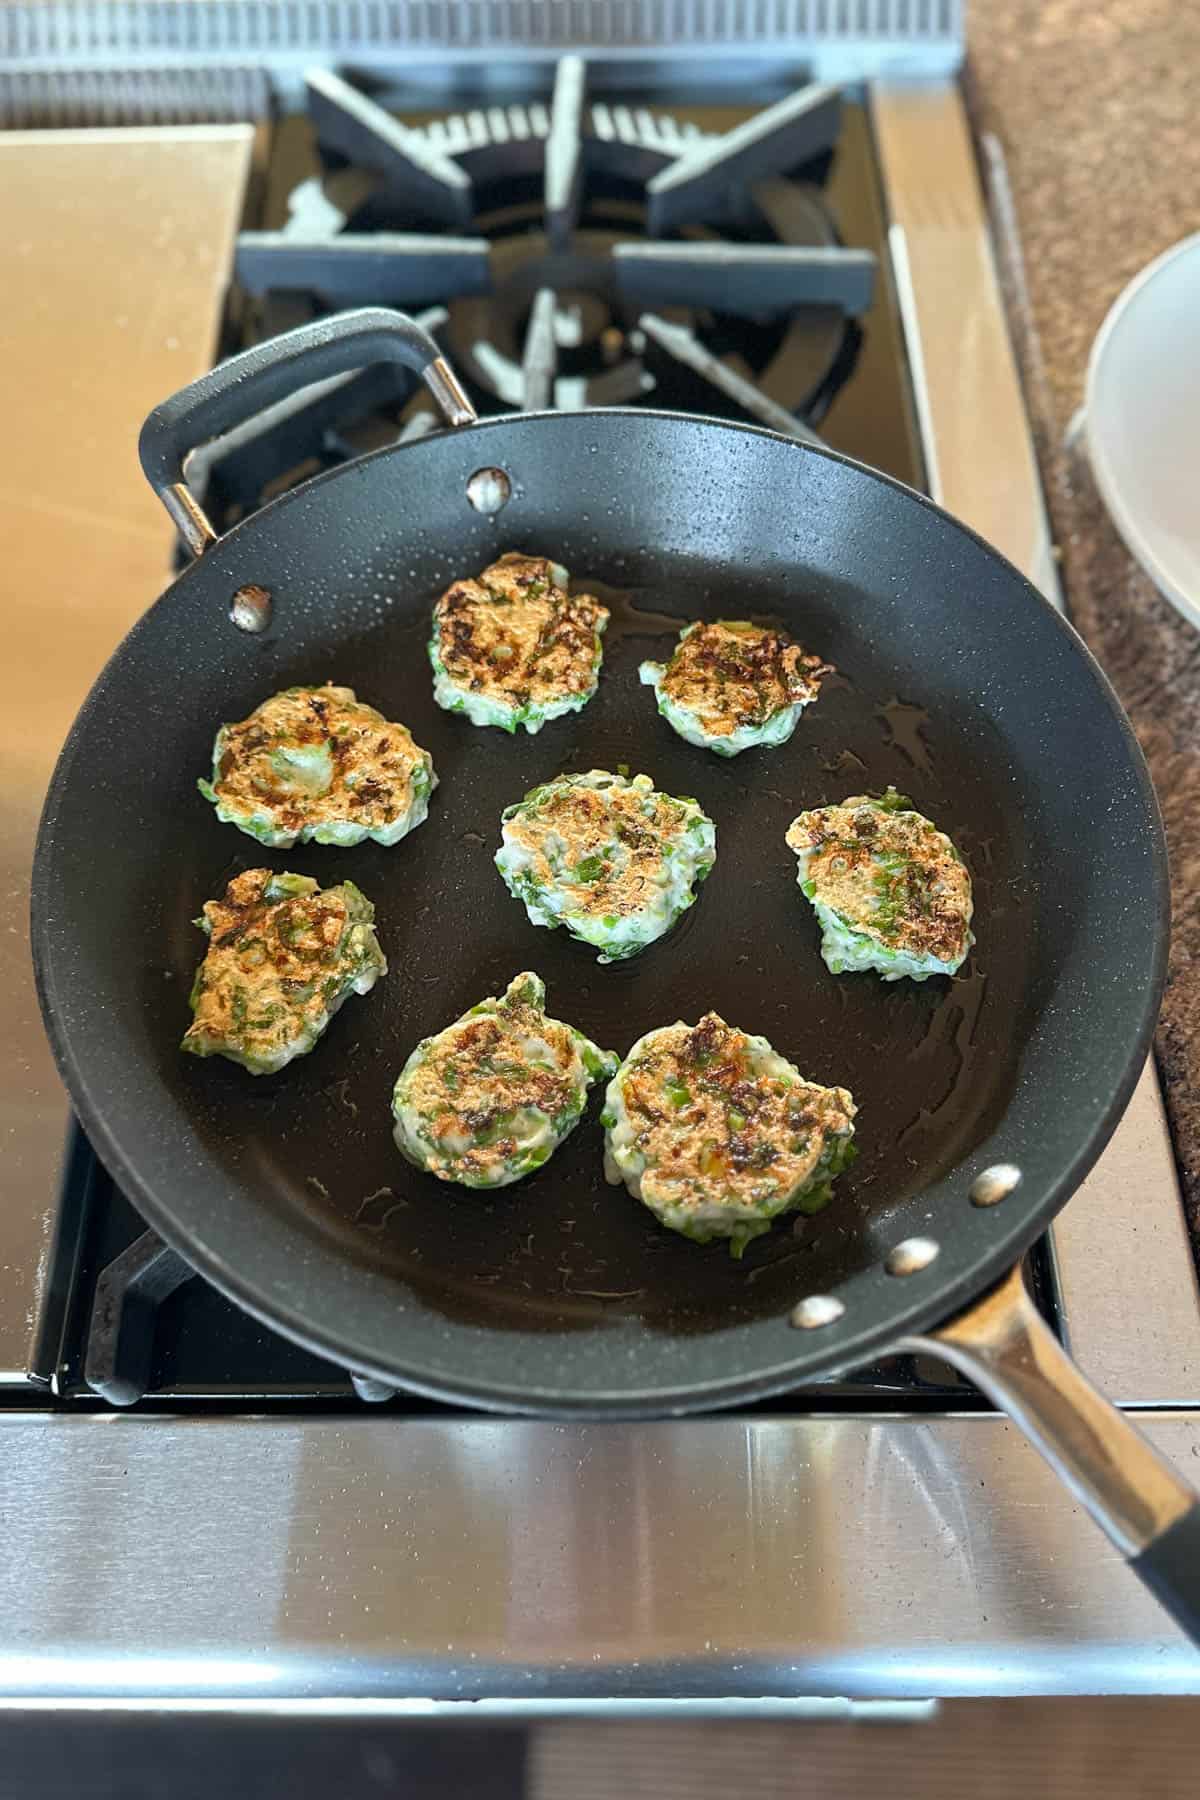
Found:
966,0 -> 1200,1234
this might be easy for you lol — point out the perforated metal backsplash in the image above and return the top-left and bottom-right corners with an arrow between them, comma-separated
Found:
2,1 -> 963,77
0,63 -> 271,125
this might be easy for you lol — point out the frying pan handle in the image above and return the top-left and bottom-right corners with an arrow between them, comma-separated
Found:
138,307 -> 477,559
904,1264 -> 1200,1645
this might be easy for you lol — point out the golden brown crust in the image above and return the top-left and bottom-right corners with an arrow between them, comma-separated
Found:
659,621 -> 829,736
402,986 -> 580,1184
210,684 -> 428,840
432,553 -> 608,709
785,796 -> 972,962
619,1014 -> 854,1212
502,778 -> 696,921
185,870 -> 358,1064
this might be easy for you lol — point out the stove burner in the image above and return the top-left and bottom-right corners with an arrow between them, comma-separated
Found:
59,1122 -> 1002,1409
234,62 -> 875,438
84,1227 -> 193,1406
81,1218 -> 400,1406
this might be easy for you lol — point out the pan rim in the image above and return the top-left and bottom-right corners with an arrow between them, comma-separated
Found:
31,407 -> 1170,1413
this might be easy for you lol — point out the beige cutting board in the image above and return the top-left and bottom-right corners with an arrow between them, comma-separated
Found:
0,125 -> 253,1378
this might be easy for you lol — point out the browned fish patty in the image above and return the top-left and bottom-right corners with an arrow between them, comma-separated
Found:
640,619 -> 830,754
428,552 -> 609,733
199,683 -> 435,849
603,1012 -> 857,1255
785,787 -> 973,979
182,869 -> 386,1074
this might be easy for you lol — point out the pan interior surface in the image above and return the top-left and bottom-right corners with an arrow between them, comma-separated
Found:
33,413 -> 1165,1409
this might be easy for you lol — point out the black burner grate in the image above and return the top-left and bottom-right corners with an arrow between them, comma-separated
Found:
203,63 -> 883,538
43,1124 -> 1058,1412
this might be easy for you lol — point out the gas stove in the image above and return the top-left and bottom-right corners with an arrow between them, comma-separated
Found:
4,3 -> 1200,1705
40,58 -> 949,1412
195,65 -> 920,538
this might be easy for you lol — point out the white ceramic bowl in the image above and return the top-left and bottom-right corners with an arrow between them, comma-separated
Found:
1085,231 -> 1200,632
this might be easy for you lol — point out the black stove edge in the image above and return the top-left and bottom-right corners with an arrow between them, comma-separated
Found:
32,1120 -> 1063,1415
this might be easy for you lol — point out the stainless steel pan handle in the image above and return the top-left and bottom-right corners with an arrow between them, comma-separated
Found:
905,1264 -> 1200,1644
138,307 -> 476,559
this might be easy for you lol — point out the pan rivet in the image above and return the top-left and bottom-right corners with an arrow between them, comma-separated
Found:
970,1164 -> 1022,1207
789,1294 -> 845,1330
466,466 -> 512,516
229,584 -> 272,633
885,1237 -> 940,1277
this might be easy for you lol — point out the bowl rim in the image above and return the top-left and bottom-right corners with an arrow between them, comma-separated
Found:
1085,229 -> 1200,633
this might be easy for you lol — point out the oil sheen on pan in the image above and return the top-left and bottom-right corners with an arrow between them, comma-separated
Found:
158,560 -> 1031,1339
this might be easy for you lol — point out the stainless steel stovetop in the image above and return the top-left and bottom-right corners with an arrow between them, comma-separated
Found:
3,2 -> 1200,1706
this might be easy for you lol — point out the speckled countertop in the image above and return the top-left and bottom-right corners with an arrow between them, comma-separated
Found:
966,1 -> 1200,1232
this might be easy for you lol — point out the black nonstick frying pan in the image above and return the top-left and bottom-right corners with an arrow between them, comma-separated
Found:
32,308 -> 1200,1639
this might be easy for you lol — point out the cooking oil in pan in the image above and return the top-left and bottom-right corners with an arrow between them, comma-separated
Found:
194,562 -> 1034,1333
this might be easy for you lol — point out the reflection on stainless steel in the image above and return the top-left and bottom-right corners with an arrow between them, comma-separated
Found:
872,83 -> 1052,594
970,1163 -> 1022,1207
1,1413 -> 1197,1700
908,1266 -> 1194,1558
465,467 -> 513,517
423,354 -> 478,429
229,584 -> 273,634
872,83 -> 1200,1409
885,1236 -> 941,1278
161,479 -> 217,560
0,125 -> 253,1384
790,1294 -> 845,1330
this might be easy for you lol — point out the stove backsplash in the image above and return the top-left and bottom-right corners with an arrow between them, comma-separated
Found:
1,1 -> 964,113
